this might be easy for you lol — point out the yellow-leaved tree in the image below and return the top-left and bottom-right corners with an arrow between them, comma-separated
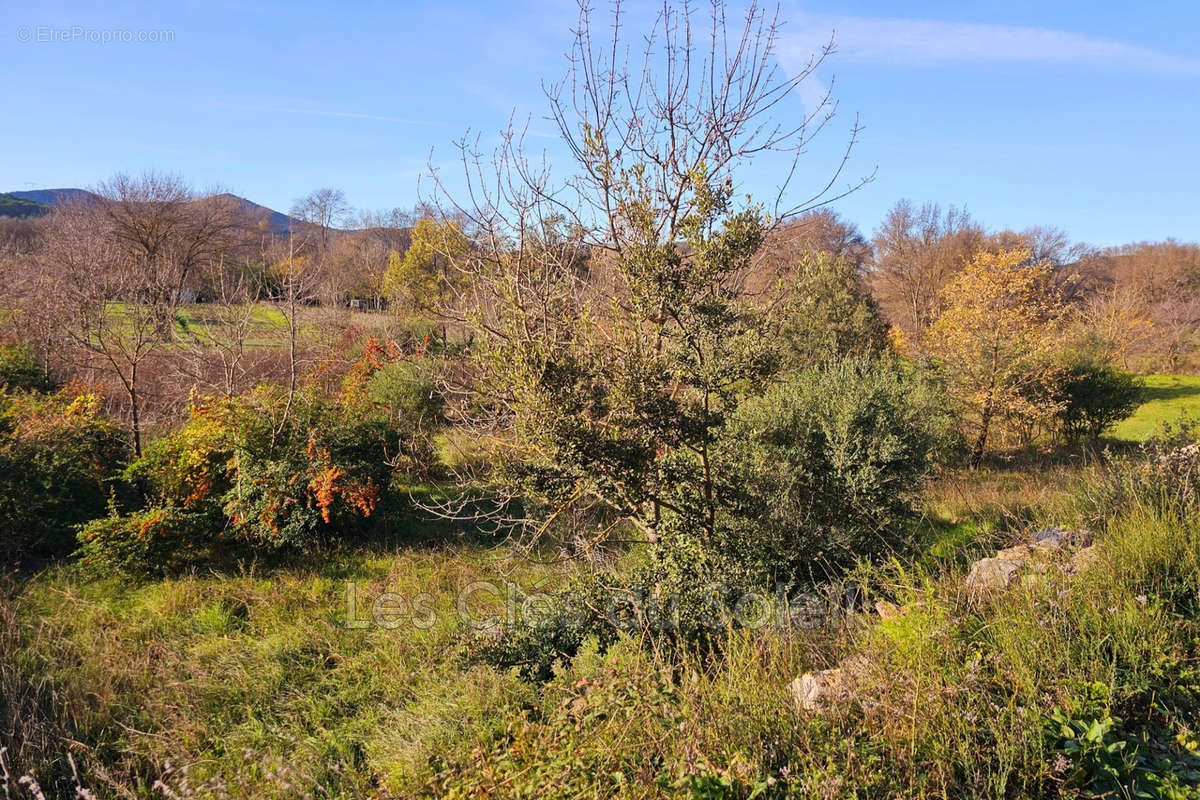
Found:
922,248 -> 1065,467
381,218 -> 470,348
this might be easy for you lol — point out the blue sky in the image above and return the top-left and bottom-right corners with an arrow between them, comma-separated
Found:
2,0 -> 1198,247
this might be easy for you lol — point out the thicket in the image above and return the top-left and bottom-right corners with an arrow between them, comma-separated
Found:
432,432 -> 1200,799
0,383 -> 129,564
76,341 -> 446,575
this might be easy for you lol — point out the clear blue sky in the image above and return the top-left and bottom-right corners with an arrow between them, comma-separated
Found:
3,0 -> 1198,247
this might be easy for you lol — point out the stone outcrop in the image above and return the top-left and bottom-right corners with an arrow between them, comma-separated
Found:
965,527 -> 1095,599
789,526 -> 1099,713
964,556 -> 1022,595
788,669 -> 848,712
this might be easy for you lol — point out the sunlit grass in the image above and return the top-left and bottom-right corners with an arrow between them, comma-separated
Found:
1110,373 -> 1200,442
1,540 -> 571,796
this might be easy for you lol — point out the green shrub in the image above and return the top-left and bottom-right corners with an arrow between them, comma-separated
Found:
1082,421 -> 1200,526
80,384 -> 404,573
0,343 -> 58,393
76,503 -> 220,575
775,251 -> 889,367
1046,707 -> 1200,799
1057,358 -> 1142,442
0,388 -> 129,564
485,358 -> 956,651
365,357 -> 445,477
463,571 -> 624,681
707,357 -> 955,587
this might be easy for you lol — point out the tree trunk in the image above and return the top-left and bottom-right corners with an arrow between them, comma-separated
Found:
128,364 -> 142,458
969,396 -> 993,469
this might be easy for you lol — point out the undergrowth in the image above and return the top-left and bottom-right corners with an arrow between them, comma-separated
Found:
2,452 -> 1199,798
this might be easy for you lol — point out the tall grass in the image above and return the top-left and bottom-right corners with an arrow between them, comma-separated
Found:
3,459 -> 1199,798
426,503 -> 1200,798
0,546 -> 559,798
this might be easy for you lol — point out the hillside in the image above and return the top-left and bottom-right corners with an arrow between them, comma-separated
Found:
7,188 -> 96,207
0,192 -> 49,218
2,187 -> 301,234
212,192 -> 297,235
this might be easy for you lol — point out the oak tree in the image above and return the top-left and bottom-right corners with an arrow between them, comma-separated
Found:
921,248 -> 1065,467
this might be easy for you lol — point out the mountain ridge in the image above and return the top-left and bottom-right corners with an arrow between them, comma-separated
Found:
1,188 -> 300,235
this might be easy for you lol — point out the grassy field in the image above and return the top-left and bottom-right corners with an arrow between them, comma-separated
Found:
3,539 -> 570,796
1111,374 -> 1200,442
6,464 -> 1200,798
95,302 -> 402,351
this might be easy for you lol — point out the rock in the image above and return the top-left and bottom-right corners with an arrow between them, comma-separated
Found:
1030,526 -> 1070,549
789,668 -> 848,712
1065,545 -> 1099,575
1031,526 -> 1094,550
789,655 -> 870,712
964,557 -> 1022,596
968,528 -> 1100,594
874,600 -> 902,620
995,528 -> 1094,563
994,544 -> 1037,563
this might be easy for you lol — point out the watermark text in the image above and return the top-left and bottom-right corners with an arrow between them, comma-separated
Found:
16,26 -> 175,44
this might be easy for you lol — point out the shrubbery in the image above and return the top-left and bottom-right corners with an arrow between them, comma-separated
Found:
712,357 -> 956,585
475,357 -> 956,661
1082,420 -> 1200,526
776,252 -> 889,367
436,461 -> 1200,799
0,387 -> 129,564
78,343 -> 445,575
75,503 -> 220,575
623,357 -> 954,641
364,356 -> 445,478
78,386 -> 396,574
0,343 -> 58,394
1056,357 -> 1143,442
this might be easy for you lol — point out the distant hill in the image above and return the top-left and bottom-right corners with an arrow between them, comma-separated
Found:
213,193 -> 297,235
1,188 -> 299,234
0,193 -> 51,218
8,188 -> 97,207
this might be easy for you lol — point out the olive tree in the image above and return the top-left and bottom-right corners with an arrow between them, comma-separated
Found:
429,0 -> 868,568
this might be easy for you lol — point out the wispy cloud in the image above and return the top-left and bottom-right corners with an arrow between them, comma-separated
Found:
779,13 -> 1200,75
273,108 -> 452,127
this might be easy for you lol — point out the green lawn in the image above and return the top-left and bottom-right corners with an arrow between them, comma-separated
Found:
99,302 -> 395,350
1110,373 -> 1200,442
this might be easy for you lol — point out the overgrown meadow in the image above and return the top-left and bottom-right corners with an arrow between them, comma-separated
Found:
3,2 -> 1200,798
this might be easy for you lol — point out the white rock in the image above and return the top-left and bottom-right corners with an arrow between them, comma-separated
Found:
789,668 -> 848,712
964,557 -> 1022,596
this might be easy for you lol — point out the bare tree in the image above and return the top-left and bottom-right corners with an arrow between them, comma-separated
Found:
290,188 -> 352,265
868,200 -> 985,339
1152,295 -> 1200,372
91,172 -> 242,339
353,207 -> 414,309
263,235 -> 324,426
35,174 -> 247,454
0,217 -> 42,259
40,200 -> 160,455
0,218 -> 59,370
750,208 -> 870,295
421,0 -> 867,547
175,259 -> 266,398
1080,240 -> 1200,369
